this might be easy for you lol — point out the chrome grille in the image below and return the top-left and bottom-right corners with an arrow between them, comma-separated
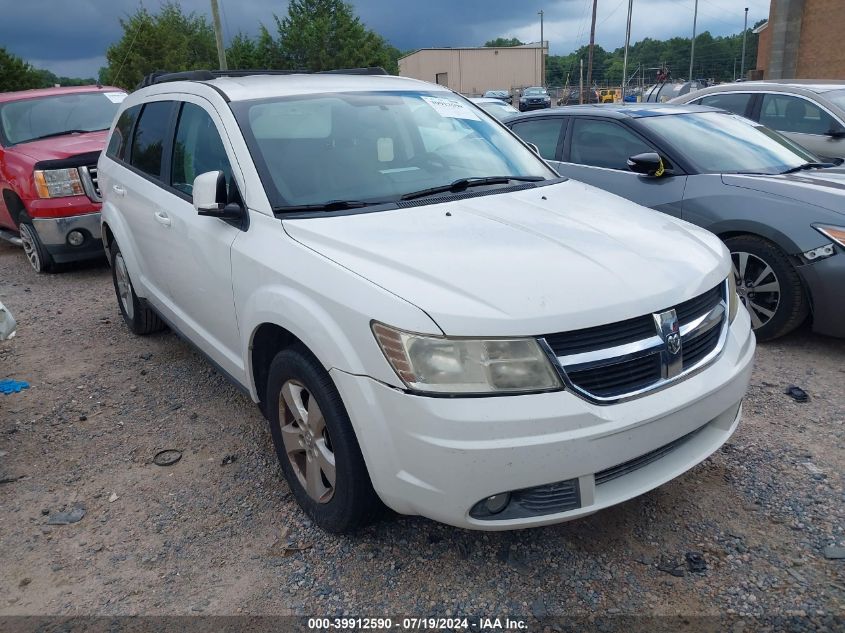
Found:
78,165 -> 102,202
541,281 -> 728,404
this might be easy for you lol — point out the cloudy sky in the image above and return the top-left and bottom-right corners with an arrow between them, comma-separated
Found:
1,0 -> 770,78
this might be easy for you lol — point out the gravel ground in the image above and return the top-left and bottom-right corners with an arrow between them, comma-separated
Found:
1,239 -> 844,626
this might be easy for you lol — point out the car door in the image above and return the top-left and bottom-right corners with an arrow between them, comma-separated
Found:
755,93 -> 845,160
556,117 -> 687,217
118,99 -> 177,301
153,98 -> 245,378
507,116 -> 566,168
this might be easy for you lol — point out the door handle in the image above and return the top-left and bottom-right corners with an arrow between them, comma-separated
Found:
154,210 -> 171,227
112,185 -> 126,196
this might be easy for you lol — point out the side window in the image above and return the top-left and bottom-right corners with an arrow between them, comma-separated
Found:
171,102 -> 233,198
129,101 -> 173,179
759,94 -> 836,135
106,105 -> 141,161
509,118 -> 564,161
569,119 -> 653,170
698,93 -> 752,117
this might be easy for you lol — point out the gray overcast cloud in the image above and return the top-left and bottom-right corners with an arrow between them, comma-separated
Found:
1,0 -> 770,78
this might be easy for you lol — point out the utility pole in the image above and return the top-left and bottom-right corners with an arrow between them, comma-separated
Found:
586,0 -> 598,103
579,58 -> 584,104
689,0 -> 698,81
740,7 -> 749,78
622,0 -> 633,102
538,9 -> 545,87
733,57 -> 737,81
210,0 -> 228,71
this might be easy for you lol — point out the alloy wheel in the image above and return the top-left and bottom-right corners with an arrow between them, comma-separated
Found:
731,250 -> 781,330
113,252 -> 135,320
279,379 -> 336,503
18,224 -> 41,273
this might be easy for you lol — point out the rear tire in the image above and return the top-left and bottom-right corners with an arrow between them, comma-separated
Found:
725,235 -> 808,341
110,242 -> 165,335
18,220 -> 54,274
265,344 -> 382,533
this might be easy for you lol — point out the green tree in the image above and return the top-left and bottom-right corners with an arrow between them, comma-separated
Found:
101,1 -> 217,89
226,33 -> 260,69
484,37 -> 524,48
0,47 -> 41,91
273,0 -> 399,73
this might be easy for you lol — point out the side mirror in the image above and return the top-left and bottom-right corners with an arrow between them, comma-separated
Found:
193,171 -> 243,220
526,142 -> 541,155
627,152 -> 668,177
825,125 -> 845,139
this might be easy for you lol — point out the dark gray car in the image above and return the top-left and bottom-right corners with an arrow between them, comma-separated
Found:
506,104 -> 845,341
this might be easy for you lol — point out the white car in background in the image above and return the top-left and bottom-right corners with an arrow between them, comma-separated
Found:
469,97 -> 520,120
98,69 -> 754,533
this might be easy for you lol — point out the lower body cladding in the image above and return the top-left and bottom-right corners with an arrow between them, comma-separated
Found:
32,212 -> 104,264
332,309 -> 755,530
797,252 -> 845,338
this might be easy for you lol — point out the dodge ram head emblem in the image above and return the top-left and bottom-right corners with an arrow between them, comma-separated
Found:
666,331 -> 682,355
654,309 -> 683,379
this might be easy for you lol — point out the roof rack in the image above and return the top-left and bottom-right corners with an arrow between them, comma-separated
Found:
135,67 -> 389,90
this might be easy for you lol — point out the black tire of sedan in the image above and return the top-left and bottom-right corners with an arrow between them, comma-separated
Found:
18,218 -> 54,273
266,344 -> 382,533
109,242 -> 166,335
725,235 -> 808,341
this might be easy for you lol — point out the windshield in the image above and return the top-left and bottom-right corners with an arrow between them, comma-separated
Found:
0,91 -> 125,145
524,88 -> 547,95
639,111 -> 818,174
233,90 -> 555,209
822,88 -> 845,111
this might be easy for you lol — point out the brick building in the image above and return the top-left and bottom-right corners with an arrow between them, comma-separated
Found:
755,0 -> 845,79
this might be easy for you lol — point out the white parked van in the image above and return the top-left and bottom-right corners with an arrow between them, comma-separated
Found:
98,69 -> 754,532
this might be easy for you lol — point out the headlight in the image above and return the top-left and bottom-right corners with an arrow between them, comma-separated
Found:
814,224 -> 845,248
727,274 -> 739,323
372,322 -> 562,395
34,168 -> 84,198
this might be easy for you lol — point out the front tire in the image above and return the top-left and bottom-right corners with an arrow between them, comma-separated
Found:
18,221 -> 54,273
266,344 -> 382,533
110,242 -> 165,335
725,235 -> 808,341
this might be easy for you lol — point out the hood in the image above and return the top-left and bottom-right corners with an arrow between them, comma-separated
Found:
283,180 -> 729,336
721,169 -> 845,217
12,130 -> 109,162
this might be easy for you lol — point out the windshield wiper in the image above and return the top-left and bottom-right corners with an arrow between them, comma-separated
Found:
780,162 -> 835,174
24,128 -> 107,143
400,176 -> 544,201
273,200 -> 385,213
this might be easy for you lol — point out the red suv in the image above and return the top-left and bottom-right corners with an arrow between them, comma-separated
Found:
0,85 -> 126,272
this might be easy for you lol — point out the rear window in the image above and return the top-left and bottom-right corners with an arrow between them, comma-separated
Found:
696,92 -> 752,117
129,101 -> 174,179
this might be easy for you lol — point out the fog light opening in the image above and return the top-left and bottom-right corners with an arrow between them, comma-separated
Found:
67,230 -> 85,247
484,492 -> 511,515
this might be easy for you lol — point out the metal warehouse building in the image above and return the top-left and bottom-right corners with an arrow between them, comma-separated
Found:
398,44 -> 546,96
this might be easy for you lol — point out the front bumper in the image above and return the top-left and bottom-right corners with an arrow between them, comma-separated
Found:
797,252 -> 845,338
32,212 -> 104,264
332,308 -> 755,530
520,101 -> 551,111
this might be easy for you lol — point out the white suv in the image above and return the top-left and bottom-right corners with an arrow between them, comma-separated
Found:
98,69 -> 755,533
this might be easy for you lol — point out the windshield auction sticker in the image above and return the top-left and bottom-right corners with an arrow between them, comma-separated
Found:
103,92 -> 127,103
421,95 -> 480,120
